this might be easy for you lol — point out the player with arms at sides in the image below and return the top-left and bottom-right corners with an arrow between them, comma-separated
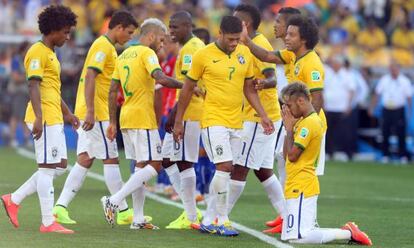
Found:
53,10 -> 139,226
1,5 -> 78,234
101,18 -> 183,230
280,82 -> 372,246
225,3 -> 286,233
173,16 -> 274,236
242,13 -> 327,230
162,11 -> 205,229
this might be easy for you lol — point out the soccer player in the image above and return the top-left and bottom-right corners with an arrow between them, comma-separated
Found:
1,5 -> 77,234
226,3 -> 286,233
101,18 -> 183,229
53,10 -> 139,226
162,11 -> 205,229
173,16 -> 274,236
280,82 -> 372,246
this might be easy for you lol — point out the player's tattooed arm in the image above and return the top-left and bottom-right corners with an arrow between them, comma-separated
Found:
310,90 -> 323,114
281,105 -> 301,162
152,69 -> 183,89
107,80 -> 119,141
173,78 -> 197,142
83,68 -> 99,131
28,79 -> 43,140
244,78 -> 274,135
165,104 -> 177,133
255,69 -> 277,90
61,99 -> 79,129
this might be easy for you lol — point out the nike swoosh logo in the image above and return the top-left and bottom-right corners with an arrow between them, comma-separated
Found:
217,191 -> 227,195
213,60 -> 221,63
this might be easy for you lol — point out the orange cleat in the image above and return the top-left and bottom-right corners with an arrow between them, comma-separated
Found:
265,215 -> 283,227
342,222 -> 372,246
191,223 -> 201,230
263,223 -> 282,234
40,222 -> 74,234
1,194 -> 20,228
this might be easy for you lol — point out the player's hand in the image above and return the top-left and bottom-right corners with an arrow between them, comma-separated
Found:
173,121 -> 184,143
240,21 -> 249,44
261,115 -> 275,135
32,117 -> 43,140
254,79 -> 265,90
281,105 -> 298,132
66,114 -> 80,130
165,111 -> 176,133
106,123 -> 117,142
82,111 -> 95,131
193,86 -> 205,98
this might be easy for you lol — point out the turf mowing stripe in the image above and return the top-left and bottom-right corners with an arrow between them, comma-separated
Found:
16,147 -> 293,248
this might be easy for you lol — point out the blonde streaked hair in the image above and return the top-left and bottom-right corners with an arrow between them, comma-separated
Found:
140,18 -> 167,35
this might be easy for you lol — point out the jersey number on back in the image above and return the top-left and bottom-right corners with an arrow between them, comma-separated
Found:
123,65 -> 133,97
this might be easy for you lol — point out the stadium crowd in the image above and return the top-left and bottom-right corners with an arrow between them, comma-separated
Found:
0,0 -> 413,161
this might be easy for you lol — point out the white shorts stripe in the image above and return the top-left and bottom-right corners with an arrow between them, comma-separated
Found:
243,122 -> 258,167
98,121 -> 109,160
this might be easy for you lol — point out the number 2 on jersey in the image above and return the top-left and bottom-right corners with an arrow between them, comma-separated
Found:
228,67 -> 235,80
123,65 -> 133,97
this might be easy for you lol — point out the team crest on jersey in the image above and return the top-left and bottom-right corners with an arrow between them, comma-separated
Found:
215,145 -> 224,156
237,54 -> 245,64
311,71 -> 321,81
94,51 -> 106,63
51,147 -> 58,158
294,65 -> 300,76
299,128 -> 309,139
156,144 -> 162,154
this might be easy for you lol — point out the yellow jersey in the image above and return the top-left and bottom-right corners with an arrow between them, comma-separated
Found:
275,48 -> 295,83
175,36 -> 205,121
244,33 -> 280,122
112,44 -> 162,130
186,43 -> 254,129
75,35 -> 117,121
285,112 -> 322,199
24,41 -> 63,125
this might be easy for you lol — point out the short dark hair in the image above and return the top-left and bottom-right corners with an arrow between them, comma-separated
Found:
287,16 -> 319,49
234,4 -> 261,30
193,28 -> 210,44
282,82 -> 310,101
108,10 -> 139,29
38,5 -> 77,35
220,16 -> 242,34
278,7 -> 301,15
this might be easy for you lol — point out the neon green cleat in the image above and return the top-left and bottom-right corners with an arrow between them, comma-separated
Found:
196,208 -> 203,222
166,210 -> 202,229
117,208 -> 153,225
53,205 -> 76,224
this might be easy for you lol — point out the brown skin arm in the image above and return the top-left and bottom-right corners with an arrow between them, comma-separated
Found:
28,79 -> 43,140
61,99 -> 80,129
107,80 -> 120,141
152,69 -> 183,89
154,88 -> 163,128
255,69 -> 277,90
310,90 -> 324,114
82,68 -> 99,131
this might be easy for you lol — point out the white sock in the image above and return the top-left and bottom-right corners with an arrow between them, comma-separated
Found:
110,165 -> 157,206
164,164 -> 182,198
56,163 -> 88,207
54,167 -> 66,178
132,167 -> 146,223
211,170 -> 230,225
180,168 -> 197,222
290,228 -> 351,244
104,164 -> 129,211
262,174 -> 286,217
276,153 -> 286,189
11,171 -> 38,205
37,168 -> 55,226
202,188 -> 216,226
227,179 -> 246,216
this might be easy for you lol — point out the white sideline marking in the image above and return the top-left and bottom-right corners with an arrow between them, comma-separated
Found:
15,147 -> 293,248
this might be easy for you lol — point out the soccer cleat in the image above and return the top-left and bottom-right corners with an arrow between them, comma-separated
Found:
191,222 -> 201,230
199,223 -> 218,234
117,208 -> 133,225
53,205 -> 76,224
39,222 -> 74,234
342,222 -> 372,246
196,208 -> 203,222
130,222 -> 160,230
265,215 -> 283,227
263,223 -> 282,234
100,196 -> 118,227
166,211 -> 186,229
215,224 -> 239,237
1,194 -> 20,228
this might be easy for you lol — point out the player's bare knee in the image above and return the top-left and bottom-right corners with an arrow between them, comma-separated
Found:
103,158 -> 119,165
216,161 -> 233,173
58,159 -> 68,169
149,161 -> 163,172
162,158 -> 174,168
177,161 -> 192,172
231,164 -> 249,181
77,152 -> 94,168
254,168 -> 273,182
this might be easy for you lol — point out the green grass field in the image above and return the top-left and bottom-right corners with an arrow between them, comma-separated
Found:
0,147 -> 413,248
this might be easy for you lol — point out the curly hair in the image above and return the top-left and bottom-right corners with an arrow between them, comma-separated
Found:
38,5 -> 77,35
287,16 -> 319,49
234,4 -> 261,30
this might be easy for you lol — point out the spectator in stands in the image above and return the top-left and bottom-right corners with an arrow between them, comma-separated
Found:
324,56 -> 356,161
369,62 -> 413,164
356,18 -> 387,53
7,42 -> 31,147
390,21 -> 414,66
361,0 -> 391,26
